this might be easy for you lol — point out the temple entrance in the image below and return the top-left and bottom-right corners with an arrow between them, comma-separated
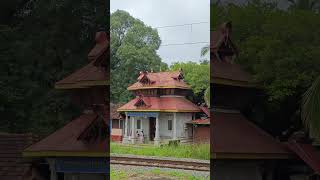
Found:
149,117 -> 156,141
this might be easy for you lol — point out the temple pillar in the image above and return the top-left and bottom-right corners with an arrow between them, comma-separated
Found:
173,112 -> 177,140
122,113 -> 128,144
47,158 -> 57,180
154,114 -> 160,146
131,116 -> 136,144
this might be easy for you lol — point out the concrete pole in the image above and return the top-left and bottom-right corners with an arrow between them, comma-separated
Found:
173,112 -> 177,140
47,158 -> 57,180
131,116 -> 136,144
154,114 -> 160,146
123,113 -> 128,144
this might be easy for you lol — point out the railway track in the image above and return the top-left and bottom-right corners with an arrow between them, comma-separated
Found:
110,154 -> 210,172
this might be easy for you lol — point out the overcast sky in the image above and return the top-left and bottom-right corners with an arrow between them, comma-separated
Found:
111,0 -> 210,65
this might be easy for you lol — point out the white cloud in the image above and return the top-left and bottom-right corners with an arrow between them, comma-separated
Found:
111,0 -> 210,65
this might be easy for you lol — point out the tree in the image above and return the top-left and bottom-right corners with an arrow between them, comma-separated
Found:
170,61 -> 209,105
301,75 -> 320,139
110,10 -> 166,103
0,0 -> 107,135
213,1 -> 320,135
288,0 -> 320,12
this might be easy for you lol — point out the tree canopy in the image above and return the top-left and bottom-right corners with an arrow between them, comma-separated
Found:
170,61 -> 210,105
110,10 -> 167,103
212,0 -> 320,136
0,0 -> 107,135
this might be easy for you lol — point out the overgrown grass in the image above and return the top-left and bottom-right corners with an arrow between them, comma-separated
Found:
111,142 -> 210,160
110,167 -> 209,180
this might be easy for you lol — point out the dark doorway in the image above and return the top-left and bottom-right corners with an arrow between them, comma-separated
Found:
149,117 -> 156,141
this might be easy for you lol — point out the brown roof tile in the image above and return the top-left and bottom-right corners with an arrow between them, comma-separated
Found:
24,113 -> 108,154
211,111 -> 291,157
118,96 -> 201,112
128,71 -> 191,90
0,133 -> 36,179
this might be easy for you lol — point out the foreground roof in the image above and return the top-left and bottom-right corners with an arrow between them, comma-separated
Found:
118,96 -> 201,112
55,60 -> 107,89
0,133 -> 37,180
55,32 -> 108,89
211,111 -> 292,159
211,60 -> 253,87
128,71 -> 191,90
24,113 -> 108,157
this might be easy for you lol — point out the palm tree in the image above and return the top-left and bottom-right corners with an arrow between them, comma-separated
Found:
288,0 -> 320,11
201,45 -> 209,57
301,75 -> 320,139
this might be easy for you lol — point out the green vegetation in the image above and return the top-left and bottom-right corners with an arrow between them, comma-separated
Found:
110,167 -> 209,180
110,10 -> 167,103
0,0 -> 107,135
111,142 -> 210,160
212,0 -> 320,136
170,61 -> 209,105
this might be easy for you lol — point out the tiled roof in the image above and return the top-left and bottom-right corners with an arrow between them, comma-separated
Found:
286,140 -> 320,173
111,103 -> 124,120
55,32 -> 108,89
128,71 -> 191,90
118,96 -> 201,112
24,113 -> 108,156
0,133 -> 37,180
211,111 -> 291,158
55,60 -> 107,89
187,118 -> 210,125
211,60 -> 252,84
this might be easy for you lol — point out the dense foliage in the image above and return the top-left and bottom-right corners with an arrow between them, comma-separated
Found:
110,10 -> 168,103
170,61 -> 210,105
212,0 -> 320,135
0,0 -> 107,135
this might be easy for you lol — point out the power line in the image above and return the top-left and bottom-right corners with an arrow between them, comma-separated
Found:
160,41 -> 209,47
155,22 -> 209,29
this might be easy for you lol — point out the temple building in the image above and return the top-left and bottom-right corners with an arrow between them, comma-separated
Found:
211,22 -> 320,179
23,31 -> 109,180
117,71 -> 202,145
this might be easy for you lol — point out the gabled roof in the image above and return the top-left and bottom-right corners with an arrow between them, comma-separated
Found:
128,71 -> 191,90
0,133 -> 37,180
55,32 -> 109,89
211,60 -> 253,87
118,96 -> 201,112
286,140 -> 320,174
23,112 -> 108,157
111,103 -> 124,120
55,60 -> 107,89
211,111 -> 292,159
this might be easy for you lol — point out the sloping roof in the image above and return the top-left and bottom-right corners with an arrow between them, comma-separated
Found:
24,113 -> 108,157
128,71 -> 191,90
187,118 -> 210,125
0,133 -> 37,180
55,32 -> 108,89
211,111 -> 292,159
200,106 -> 210,117
118,96 -> 201,112
211,60 -> 253,86
55,60 -> 107,89
286,140 -> 320,174
111,103 -> 124,120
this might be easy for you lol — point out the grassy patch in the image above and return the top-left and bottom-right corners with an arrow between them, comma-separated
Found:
110,167 -> 209,180
111,142 -> 210,160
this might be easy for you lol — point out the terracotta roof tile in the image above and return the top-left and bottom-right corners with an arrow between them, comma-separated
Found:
212,111 -> 291,156
110,103 -> 124,120
24,113 -> 108,153
211,60 -> 252,83
55,60 -> 107,88
0,133 -> 36,179
128,71 -> 190,90
118,96 -> 201,112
